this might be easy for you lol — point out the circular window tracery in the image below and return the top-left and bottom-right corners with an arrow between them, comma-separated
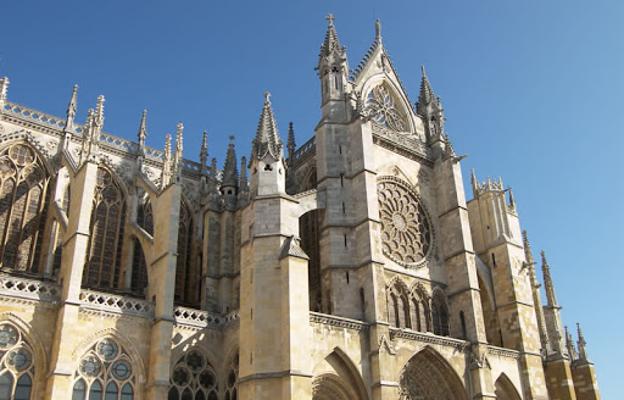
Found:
0,322 -> 34,399
365,84 -> 409,132
72,338 -> 136,400
168,350 -> 218,400
377,178 -> 432,266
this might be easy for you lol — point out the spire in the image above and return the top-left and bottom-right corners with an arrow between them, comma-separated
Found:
172,122 -> 184,177
161,133 -> 173,189
200,130 -> 209,174
94,95 -> 105,130
471,169 -> 479,197
318,14 -> 345,66
577,323 -> 589,362
252,92 -> 283,161
65,84 -> 79,131
417,65 -> 434,111
565,326 -> 578,361
222,135 -> 238,188
541,250 -> 559,307
137,109 -> 148,153
524,231 -> 550,353
287,122 -> 296,165
0,76 -> 9,109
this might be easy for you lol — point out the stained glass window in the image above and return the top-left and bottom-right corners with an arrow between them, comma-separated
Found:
0,322 -> 34,399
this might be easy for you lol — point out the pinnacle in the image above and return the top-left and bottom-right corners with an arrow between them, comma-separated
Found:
319,14 -> 344,63
252,91 -> 282,161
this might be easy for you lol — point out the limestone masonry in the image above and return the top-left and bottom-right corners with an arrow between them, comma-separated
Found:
0,15 -> 600,400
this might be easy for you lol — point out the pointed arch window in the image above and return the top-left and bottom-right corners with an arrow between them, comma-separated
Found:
72,338 -> 136,400
387,281 -> 411,329
0,322 -> 35,400
0,143 -> 50,274
432,289 -> 450,336
130,238 -> 148,297
224,353 -> 238,400
175,201 -> 198,306
168,350 -> 218,400
83,167 -> 126,291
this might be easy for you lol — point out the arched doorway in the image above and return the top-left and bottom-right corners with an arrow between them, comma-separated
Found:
399,347 -> 468,400
312,374 -> 355,400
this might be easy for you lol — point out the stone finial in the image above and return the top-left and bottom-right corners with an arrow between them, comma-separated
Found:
287,122 -> 296,165
172,122 -> 184,177
210,157 -> 218,179
522,230 -> 535,267
238,155 -> 250,206
80,107 -> 101,164
508,187 -> 516,210
94,95 -> 105,129
375,18 -> 382,43
222,135 -> 238,188
541,250 -> 559,307
161,133 -> 172,189
252,91 -> 283,162
137,109 -> 148,151
200,130 -> 209,174
577,322 -> 589,362
470,169 -> 479,198
418,65 -> 434,109
65,84 -> 79,131
565,325 -> 578,361
0,76 -> 9,108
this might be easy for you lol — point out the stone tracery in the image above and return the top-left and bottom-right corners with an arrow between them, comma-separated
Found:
377,178 -> 432,266
0,322 -> 34,399
365,84 -> 408,132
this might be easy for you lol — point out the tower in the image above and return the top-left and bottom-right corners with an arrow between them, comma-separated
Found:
238,92 -> 313,398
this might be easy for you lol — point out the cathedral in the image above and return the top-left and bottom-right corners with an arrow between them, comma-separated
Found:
0,15 -> 600,400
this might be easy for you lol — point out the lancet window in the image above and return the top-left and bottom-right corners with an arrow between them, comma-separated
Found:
0,143 -> 50,274
387,280 -> 438,334
224,353 -> 238,400
71,338 -> 135,400
0,322 -> 35,400
174,201 -> 197,306
432,289 -> 450,336
168,350 -> 218,400
83,167 -> 126,290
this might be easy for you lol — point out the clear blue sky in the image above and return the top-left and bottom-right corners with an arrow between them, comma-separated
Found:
2,0 -> 622,396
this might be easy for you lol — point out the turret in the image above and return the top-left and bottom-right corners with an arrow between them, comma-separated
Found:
416,66 -> 446,153
249,92 -> 285,196
317,15 -> 350,121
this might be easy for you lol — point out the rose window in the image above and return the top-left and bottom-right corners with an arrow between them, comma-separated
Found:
365,84 -> 408,132
0,322 -> 35,399
378,178 -> 432,266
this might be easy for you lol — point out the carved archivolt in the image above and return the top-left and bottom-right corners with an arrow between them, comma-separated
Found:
377,177 -> 432,267
399,348 -> 467,400
312,374 -> 356,400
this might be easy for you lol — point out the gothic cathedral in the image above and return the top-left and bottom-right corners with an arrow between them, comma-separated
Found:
0,15 -> 600,400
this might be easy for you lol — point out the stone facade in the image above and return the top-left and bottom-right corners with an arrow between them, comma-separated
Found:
0,16 -> 600,400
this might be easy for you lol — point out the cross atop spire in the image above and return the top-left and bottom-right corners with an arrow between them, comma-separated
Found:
319,14 -> 345,65
252,91 -> 283,161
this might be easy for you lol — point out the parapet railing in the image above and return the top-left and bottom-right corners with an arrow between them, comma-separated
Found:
79,289 -> 154,319
173,306 -> 239,330
0,273 -> 60,304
